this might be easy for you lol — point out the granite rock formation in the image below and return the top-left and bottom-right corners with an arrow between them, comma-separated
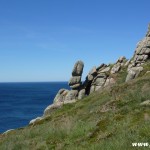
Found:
29,23 -> 150,122
126,24 -> 150,82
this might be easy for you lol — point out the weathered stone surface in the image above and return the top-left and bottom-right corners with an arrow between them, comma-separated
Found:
126,24 -> 150,81
117,56 -> 126,63
53,89 -> 69,103
70,83 -> 81,89
104,78 -> 115,87
100,66 -> 110,73
44,102 -> 63,116
65,90 -> 78,101
90,85 -> 95,93
63,99 -> 77,104
78,89 -> 85,99
72,61 -> 84,76
69,76 -> 81,86
126,69 -> 136,82
111,64 -> 121,74
95,85 -> 102,91
87,74 -> 94,81
96,63 -> 107,71
89,66 -> 97,75
94,77 -> 106,86
124,60 -> 130,66
126,66 -> 143,82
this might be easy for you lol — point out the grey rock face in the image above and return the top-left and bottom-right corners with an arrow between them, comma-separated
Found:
65,90 -> 78,101
70,83 -> 81,89
90,85 -> 95,94
72,61 -> 84,76
44,102 -> 63,116
110,56 -> 127,74
125,69 -> 136,82
69,76 -> 81,86
126,67 -> 143,82
97,64 -> 108,72
111,64 -> 121,74
104,78 -> 116,87
124,60 -> 130,67
78,89 -> 85,99
100,66 -> 110,73
53,89 -> 69,103
126,24 -> 150,81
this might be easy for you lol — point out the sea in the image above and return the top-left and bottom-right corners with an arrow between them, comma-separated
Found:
0,82 -> 69,133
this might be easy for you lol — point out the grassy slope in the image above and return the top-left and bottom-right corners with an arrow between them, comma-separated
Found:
0,63 -> 150,150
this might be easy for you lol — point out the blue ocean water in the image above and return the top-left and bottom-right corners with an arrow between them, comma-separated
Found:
0,82 -> 69,133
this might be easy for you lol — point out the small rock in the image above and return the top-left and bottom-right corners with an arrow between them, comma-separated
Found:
29,117 -> 42,125
110,64 -> 121,74
140,100 -> 150,106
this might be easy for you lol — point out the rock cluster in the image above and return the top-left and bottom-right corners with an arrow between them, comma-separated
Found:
126,24 -> 150,82
29,23 -> 150,124
43,58 -> 129,116
43,61 -> 84,116
111,56 -> 127,74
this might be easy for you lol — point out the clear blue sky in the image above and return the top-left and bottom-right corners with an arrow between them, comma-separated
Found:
0,0 -> 150,82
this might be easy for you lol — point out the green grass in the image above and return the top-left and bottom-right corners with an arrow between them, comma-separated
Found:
0,63 -> 150,150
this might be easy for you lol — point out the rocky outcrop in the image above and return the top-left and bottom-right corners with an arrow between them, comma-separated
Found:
42,61 -> 84,116
126,24 -> 150,82
29,23 -> 150,121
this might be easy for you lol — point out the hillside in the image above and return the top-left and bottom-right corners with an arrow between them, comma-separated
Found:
0,24 -> 150,150
0,61 -> 150,149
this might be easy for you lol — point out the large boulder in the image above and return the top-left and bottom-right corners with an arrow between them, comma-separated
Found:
72,61 -> 84,76
126,67 -> 143,82
68,76 -> 81,89
44,102 -> 63,116
111,63 -> 121,74
78,89 -> 85,99
65,90 -> 78,101
53,89 -> 69,103
104,78 -> 116,87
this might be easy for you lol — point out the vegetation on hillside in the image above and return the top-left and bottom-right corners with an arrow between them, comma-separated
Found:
0,62 -> 150,150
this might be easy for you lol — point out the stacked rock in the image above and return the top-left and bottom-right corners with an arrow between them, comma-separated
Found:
68,61 -> 84,89
126,24 -> 150,82
66,61 -> 84,101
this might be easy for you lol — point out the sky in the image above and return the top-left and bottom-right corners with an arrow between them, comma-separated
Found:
0,0 -> 150,82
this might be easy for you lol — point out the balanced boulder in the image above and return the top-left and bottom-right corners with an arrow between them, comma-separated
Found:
72,61 -> 84,76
